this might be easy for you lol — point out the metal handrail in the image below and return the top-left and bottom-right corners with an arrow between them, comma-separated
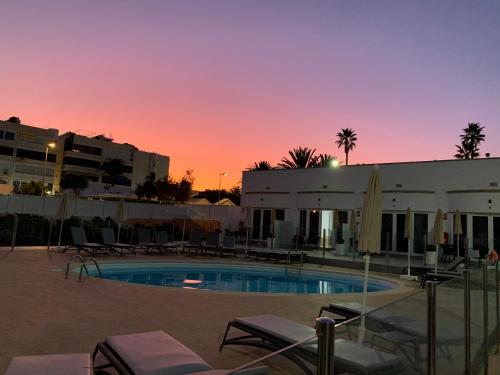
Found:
65,255 -> 102,282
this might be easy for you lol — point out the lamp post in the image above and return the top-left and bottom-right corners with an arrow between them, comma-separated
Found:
218,172 -> 228,202
41,142 -> 56,196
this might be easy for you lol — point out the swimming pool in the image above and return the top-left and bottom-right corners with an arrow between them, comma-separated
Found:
87,262 -> 397,294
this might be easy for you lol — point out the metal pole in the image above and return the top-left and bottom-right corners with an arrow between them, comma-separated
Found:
426,281 -> 437,375
41,145 -> 48,197
464,268 -> 471,374
316,317 -> 335,375
496,261 -> 499,355
10,214 -> 18,251
482,263 -> 489,375
322,228 -> 326,259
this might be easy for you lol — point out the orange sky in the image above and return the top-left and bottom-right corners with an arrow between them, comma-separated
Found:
2,1 -> 500,190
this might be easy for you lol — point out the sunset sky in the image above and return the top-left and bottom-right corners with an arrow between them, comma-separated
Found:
1,0 -> 500,189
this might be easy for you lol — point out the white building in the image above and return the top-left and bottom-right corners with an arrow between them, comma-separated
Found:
241,158 -> 500,257
0,117 -> 58,193
53,132 -> 169,196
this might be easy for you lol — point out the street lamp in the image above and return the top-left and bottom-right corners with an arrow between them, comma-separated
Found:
41,141 -> 56,196
218,172 -> 228,202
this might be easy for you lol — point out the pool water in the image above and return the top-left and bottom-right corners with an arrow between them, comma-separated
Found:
87,262 -> 397,294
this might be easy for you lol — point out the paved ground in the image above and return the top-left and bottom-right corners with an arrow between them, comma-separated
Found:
0,248 -> 417,374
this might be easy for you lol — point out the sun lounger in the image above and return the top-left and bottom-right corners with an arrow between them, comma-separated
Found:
93,330 -> 268,375
136,227 -> 163,255
219,314 -> 406,375
155,230 -> 178,254
247,248 -> 304,264
183,230 -> 203,255
220,236 -> 237,257
5,353 -> 91,375
202,232 -> 220,256
68,226 -> 108,256
101,228 -> 136,256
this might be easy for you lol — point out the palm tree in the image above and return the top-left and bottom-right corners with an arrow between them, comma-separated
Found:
335,128 -> 357,165
454,122 -> 485,159
59,174 -> 89,196
314,153 -> 338,167
247,161 -> 273,171
278,147 -> 318,169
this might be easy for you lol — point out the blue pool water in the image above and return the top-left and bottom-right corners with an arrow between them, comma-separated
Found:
87,262 -> 397,294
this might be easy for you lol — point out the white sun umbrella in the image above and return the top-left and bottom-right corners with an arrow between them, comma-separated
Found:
453,209 -> 463,258
401,206 -> 416,280
57,194 -> 74,247
114,199 -> 128,242
161,205 -> 206,251
357,167 -> 382,343
332,209 -> 340,251
433,208 -> 444,274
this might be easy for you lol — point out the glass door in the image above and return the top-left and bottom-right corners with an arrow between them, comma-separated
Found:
396,214 -> 408,252
414,213 -> 428,254
472,216 -> 489,257
308,210 -> 320,245
381,213 -> 393,252
494,217 -> 500,251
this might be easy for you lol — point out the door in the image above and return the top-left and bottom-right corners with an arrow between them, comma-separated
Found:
473,216 -> 489,257
494,217 -> 500,252
308,210 -> 320,245
381,213 -> 393,252
252,210 -> 261,239
414,213 -> 428,254
396,214 -> 408,252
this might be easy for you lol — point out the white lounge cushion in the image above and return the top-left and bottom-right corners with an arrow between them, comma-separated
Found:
106,330 -> 212,375
5,353 -> 91,375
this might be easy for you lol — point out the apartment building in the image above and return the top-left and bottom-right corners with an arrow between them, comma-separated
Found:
0,117 -> 58,193
53,132 -> 169,195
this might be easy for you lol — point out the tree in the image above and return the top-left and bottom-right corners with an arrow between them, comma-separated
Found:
59,174 -> 89,196
195,185 -> 241,205
278,147 -> 318,169
335,128 -> 357,165
454,122 -> 485,159
14,181 -> 43,195
247,161 -> 273,171
135,173 -> 157,200
314,153 -> 338,167
101,158 -> 126,186
155,170 -> 194,203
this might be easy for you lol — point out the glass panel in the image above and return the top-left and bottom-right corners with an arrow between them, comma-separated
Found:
493,217 -> 500,251
308,210 -> 319,245
333,289 -> 428,374
299,210 -> 307,236
252,209 -> 261,239
473,216 -> 488,257
275,209 -> 285,221
262,210 -> 271,239
396,213 -> 408,252
414,213 -> 428,254
381,213 -> 393,252
336,210 -> 348,243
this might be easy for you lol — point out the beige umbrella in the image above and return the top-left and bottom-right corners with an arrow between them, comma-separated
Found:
349,209 -> 357,254
358,167 -> 382,343
332,209 -> 340,250
432,208 -> 444,274
402,206 -> 415,279
114,199 -> 128,242
453,209 -> 463,258
57,194 -> 73,247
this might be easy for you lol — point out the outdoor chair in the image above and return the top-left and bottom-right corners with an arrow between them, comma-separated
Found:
101,227 -> 136,256
219,314 -> 406,375
93,330 -> 268,375
320,302 -> 464,366
220,236 -> 237,257
155,230 -> 178,254
183,230 -> 203,255
69,226 -> 108,256
5,353 -> 92,375
202,232 -> 220,256
136,227 -> 163,255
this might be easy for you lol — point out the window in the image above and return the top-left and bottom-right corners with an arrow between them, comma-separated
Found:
71,143 -> 102,156
102,175 -> 131,186
0,131 -> 4,138
275,209 -> 285,221
16,148 -> 56,162
336,210 -> 348,242
396,214 -> 408,252
299,210 -> 307,236
472,216 -> 489,257
381,213 -> 393,251
0,146 -> 13,156
63,157 -> 101,169
123,165 -> 133,174
308,210 -> 320,245
414,213 -> 428,254
262,210 -> 272,239
5,132 -> 15,140
252,210 -> 261,239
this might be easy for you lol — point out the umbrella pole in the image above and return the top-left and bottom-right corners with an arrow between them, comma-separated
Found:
57,219 -> 64,247
359,253 -> 370,344
117,223 -> 121,243
407,238 -> 411,277
245,227 -> 249,256
181,219 -> 186,252
456,234 -> 460,258
435,244 -> 439,274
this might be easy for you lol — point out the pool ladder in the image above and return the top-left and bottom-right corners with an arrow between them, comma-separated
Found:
65,255 -> 103,282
